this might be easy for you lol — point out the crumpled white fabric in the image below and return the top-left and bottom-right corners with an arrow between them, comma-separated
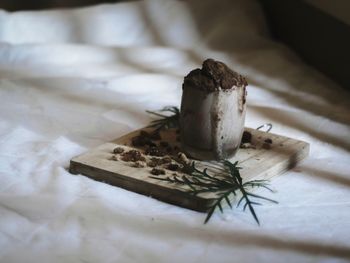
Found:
0,0 -> 350,262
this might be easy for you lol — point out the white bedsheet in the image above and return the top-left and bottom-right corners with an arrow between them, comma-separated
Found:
0,0 -> 350,262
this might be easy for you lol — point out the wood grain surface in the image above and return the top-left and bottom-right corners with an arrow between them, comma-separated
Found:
70,127 -> 309,212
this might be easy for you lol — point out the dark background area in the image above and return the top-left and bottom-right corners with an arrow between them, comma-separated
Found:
260,0 -> 350,91
0,0 -> 118,11
0,0 -> 349,90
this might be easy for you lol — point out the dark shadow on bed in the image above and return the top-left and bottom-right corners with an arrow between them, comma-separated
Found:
48,195 -> 350,261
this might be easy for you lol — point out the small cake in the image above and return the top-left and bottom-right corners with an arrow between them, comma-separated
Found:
180,59 -> 248,160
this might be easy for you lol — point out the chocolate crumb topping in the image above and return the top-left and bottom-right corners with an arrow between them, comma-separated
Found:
183,58 -> 247,92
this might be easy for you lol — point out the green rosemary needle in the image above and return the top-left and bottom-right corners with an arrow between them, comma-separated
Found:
146,106 -> 180,132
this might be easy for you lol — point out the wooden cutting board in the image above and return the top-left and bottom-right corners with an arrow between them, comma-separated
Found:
69,127 -> 309,212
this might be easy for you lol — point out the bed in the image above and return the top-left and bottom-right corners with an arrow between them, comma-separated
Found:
0,0 -> 350,262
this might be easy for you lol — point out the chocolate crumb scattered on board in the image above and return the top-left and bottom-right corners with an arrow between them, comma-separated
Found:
133,161 -> 146,168
121,150 -> 145,162
264,138 -> 273,144
131,130 -> 161,147
113,147 -> 125,154
167,163 -> 179,171
150,168 -> 166,175
145,146 -> 166,157
241,131 -> 252,144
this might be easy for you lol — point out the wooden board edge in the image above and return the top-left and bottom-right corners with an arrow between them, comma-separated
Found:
69,160 -> 215,212
253,140 -> 310,181
68,129 -> 311,213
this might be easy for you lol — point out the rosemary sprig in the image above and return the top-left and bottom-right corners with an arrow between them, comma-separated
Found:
151,160 -> 277,224
146,106 -> 180,132
146,106 -> 277,224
